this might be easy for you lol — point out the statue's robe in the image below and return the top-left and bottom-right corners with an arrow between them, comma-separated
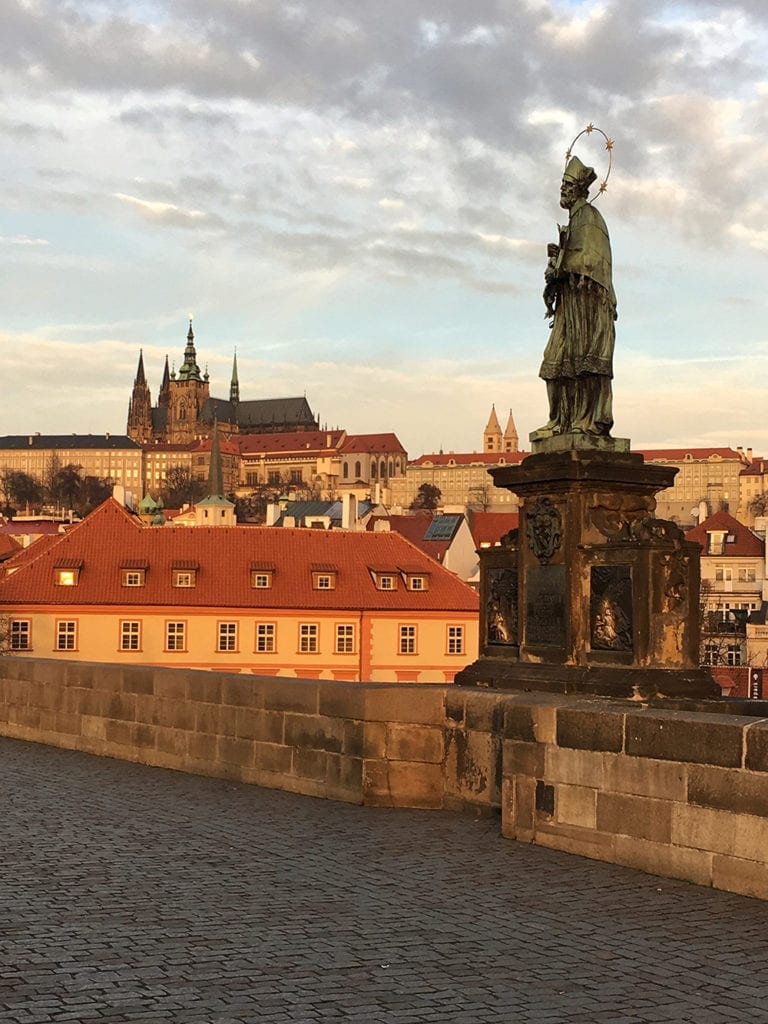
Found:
539,198 -> 617,436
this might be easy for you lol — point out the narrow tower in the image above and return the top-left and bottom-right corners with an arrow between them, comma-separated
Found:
503,409 -> 519,452
194,420 -> 236,526
483,405 -> 502,453
126,350 -> 153,443
230,350 -> 240,406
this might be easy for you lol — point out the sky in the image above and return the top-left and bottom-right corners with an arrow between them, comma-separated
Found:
2,0 -> 768,458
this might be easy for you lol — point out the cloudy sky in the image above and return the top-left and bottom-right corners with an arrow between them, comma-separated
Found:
2,0 -> 768,456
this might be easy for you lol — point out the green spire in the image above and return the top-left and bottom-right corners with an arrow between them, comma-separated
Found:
177,318 -> 202,382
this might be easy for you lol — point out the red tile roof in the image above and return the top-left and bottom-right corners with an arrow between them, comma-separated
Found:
236,430 -> 346,456
0,534 -> 21,561
0,499 -> 478,612
468,512 -> 520,547
371,515 -> 452,564
340,433 -> 407,455
741,460 -> 768,477
685,510 -> 764,557
411,451 -> 528,467
639,448 -> 744,462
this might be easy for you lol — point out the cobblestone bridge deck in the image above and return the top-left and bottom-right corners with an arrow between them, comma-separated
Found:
1,737 -> 767,1023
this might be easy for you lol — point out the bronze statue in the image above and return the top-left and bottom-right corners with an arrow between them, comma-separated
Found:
531,154 -> 617,440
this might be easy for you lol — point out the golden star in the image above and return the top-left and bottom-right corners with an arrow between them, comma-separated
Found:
585,123 -> 594,133
605,138 -> 614,150
565,149 -> 572,160
599,182 -> 608,193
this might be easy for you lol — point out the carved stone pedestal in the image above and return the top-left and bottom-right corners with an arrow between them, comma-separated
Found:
455,448 -> 720,699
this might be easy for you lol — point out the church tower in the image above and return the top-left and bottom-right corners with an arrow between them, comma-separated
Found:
230,350 -> 240,406
194,421 -> 236,526
167,320 -> 211,443
126,350 -> 153,443
503,409 -> 519,452
483,405 -> 502,453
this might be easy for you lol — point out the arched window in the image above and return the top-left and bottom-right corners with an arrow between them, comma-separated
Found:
395,458 -> 401,474
380,459 -> 387,479
355,461 -> 361,479
388,459 -> 394,477
371,461 -> 377,479
342,463 -> 349,480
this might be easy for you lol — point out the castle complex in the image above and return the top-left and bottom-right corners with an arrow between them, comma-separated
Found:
127,321 -> 318,444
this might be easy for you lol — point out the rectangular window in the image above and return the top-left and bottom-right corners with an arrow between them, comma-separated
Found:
379,575 -> 395,591
299,623 -> 318,654
120,621 -> 141,651
256,623 -> 276,653
55,569 -> 78,587
268,471 -> 281,485
313,572 -> 336,590
10,620 -> 30,651
166,621 -> 186,651
173,571 -> 195,588
399,625 -> 417,655
122,570 -> 145,587
335,624 -> 355,654
447,625 -> 465,655
290,469 -> 303,485
56,620 -> 77,651
409,576 -> 425,591
252,572 -> 272,589
727,645 -> 742,666
218,622 -> 238,652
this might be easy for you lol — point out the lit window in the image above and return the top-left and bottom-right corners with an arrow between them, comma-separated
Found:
335,624 -> 354,654
10,620 -> 30,651
173,571 -> 195,588
56,621 -> 77,651
256,623 -> 275,653
447,625 -> 465,655
218,622 -> 238,652
120,621 -> 141,651
55,569 -> 78,587
122,570 -> 145,587
299,623 -> 318,653
399,625 -> 416,655
166,621 -> 186,651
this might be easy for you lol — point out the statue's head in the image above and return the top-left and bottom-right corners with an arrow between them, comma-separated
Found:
561,155 -> 597,208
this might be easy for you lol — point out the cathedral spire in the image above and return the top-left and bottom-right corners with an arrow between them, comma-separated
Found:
126,349 -> 153,443
178,318 -> 202,382
134,349 -> 147,387
483,404 -> 502,453
158,354 -> 171,406
503,409 -> 519,452
230,349 -> 240,404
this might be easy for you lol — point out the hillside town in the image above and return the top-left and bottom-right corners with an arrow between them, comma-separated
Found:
0,322 -> 767,696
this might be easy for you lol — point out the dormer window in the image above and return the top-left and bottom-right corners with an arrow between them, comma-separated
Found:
408,576 -> 426,591
54,559 -> 83,586
172,560 -> 198,588
379,574 -> 396,591
312,564 -> 337,590
121,561 -> 147,587
251,562 -> 275,589
399,565 -> 431,591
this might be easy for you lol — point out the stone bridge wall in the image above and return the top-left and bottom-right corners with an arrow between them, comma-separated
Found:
2,658 -> 768,900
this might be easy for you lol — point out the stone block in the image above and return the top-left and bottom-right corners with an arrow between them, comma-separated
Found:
557,708 -> 624,752
104,719 -> 134,747
531,705 -> 557,745
153,697 -> 195,732
80,714 -> 106,742
745,721 -> 768,773
625,712 -> 743,767
186,731 -> 219,763
342,720 -> 364,758
445,692 -> 465,724
712,854 -> 768,899
688,765 -> 768,818
217,704 -> 239,737
122,668 -> 155,695
613,835 -> 713,888
105,692 -> 136,722
133,693 -> 156,725
362,759 -> 391,805
672,803 -> 768,863
188,672 -> 223,704
319,683 -> 366,720
386,760 -> 444,808
596,792 -> 672,844
77,690 -> 107,717
251,741 -> 292,775
444,728 -> 498,802
465,692 -> 504,732
236,708 -> 284,744
503,739 -> 544,779
363,721 -> 387,758
545,745 -> 605,789
557,784 -> 597,829
55,712 -> 81,736
134,723 -> 156,749
292,746 -> 328,781
364,686 -> 447,726
533,819 -> 617,861
603,753 -> 686,801
152,670 -> 187,700
155,726 -> 187,757
195,703 -> 221,734
222,677 -> 258,707
500,777 -> 516,839
504,704 -> 536,743
218,736 -> 255,768
514,776 -> 536,834
387,723 -> 443,764
326,753 -> 363,798
284,713 -> 345,753
262,678 -> 319,714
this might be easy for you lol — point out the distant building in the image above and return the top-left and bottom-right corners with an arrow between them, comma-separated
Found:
389,451 -> 525,511
483,405 -> 518,453
369,512 -> 478,582
0,434 -> 143,499
639,448 -> 747,525
127,321 -> 318,445
0,498 -> 478,682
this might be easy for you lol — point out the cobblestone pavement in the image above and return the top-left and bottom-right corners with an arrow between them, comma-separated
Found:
2,739 -> 768,1024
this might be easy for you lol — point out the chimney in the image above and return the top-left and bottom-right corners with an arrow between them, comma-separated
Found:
342,492 -> 357,530
747,448 -> 753,464
265,502 -> 280,527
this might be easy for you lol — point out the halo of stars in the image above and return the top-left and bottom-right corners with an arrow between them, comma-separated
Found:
564,123 -> 614,202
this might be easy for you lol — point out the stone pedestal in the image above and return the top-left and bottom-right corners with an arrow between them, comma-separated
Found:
456,448 -> 720,699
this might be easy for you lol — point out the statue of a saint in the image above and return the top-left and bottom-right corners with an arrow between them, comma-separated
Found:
531,155 -> 617,440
